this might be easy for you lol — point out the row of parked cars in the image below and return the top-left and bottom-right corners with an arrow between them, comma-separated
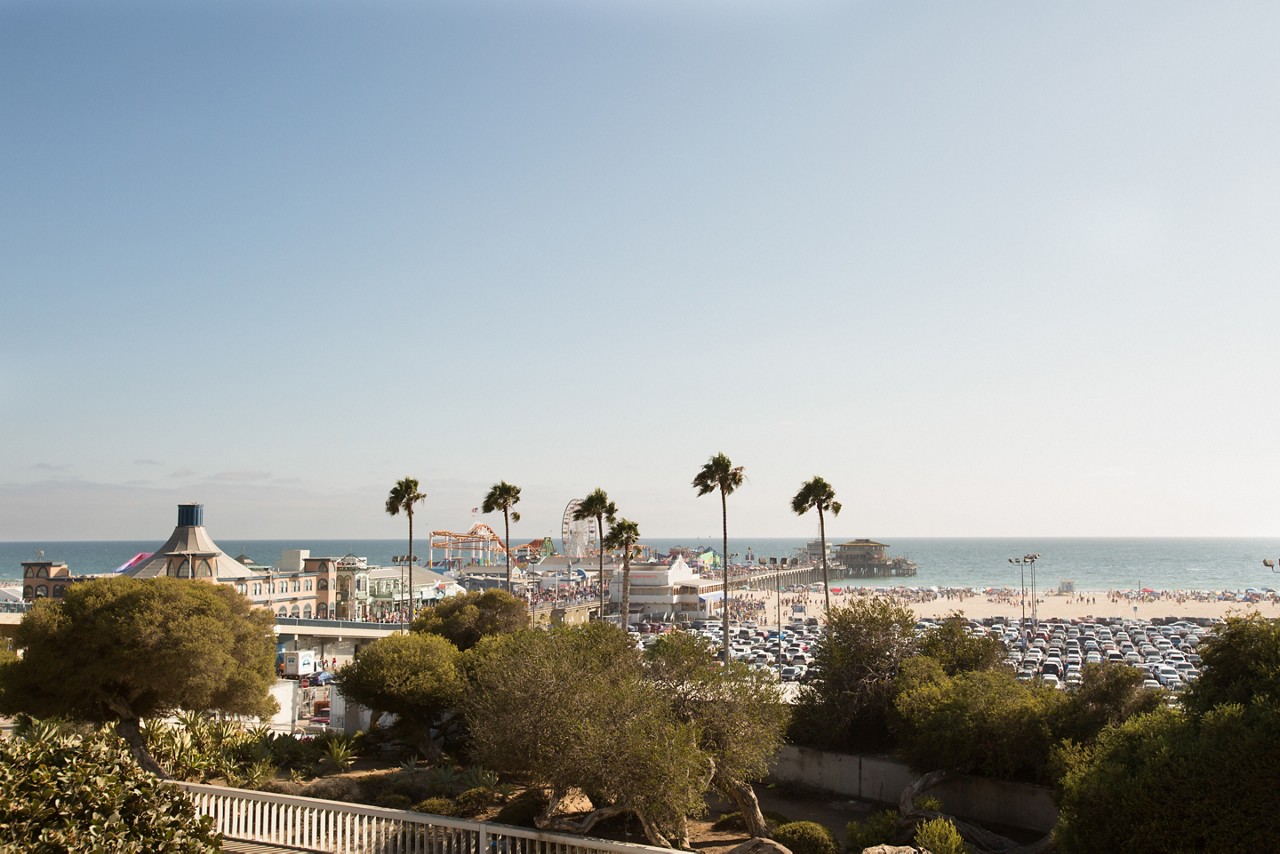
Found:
630,618 -> 824,681
954,616 -> 1215,691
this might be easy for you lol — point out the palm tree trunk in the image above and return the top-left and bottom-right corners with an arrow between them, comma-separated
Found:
721,490 -> 730,665
408,511 -> 414,625
504,510 -> 512,595
620,553 -> 631,631
598,514 -> 606,619
819,508 -> 830,615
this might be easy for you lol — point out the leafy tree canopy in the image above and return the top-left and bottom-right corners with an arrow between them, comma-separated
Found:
0,721 -> 221,851
463,623 -> 709,848
335,632 -> 464,758
411,589 -> 529,650
792,597 -> 917,751
1182,612 -> 1280,717
0,576 -> 277,777
916,614 -> 1008,676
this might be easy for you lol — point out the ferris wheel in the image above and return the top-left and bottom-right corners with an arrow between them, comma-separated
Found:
561,499 -> 600,560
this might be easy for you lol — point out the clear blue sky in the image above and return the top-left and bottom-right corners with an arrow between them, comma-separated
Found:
3,1 -> 1279,541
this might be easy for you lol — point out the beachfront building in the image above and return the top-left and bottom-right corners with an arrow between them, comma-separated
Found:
122,504 -> 343,618
833,539 -> 918,578
20,561 -> 82,601
610,557 -> 724,624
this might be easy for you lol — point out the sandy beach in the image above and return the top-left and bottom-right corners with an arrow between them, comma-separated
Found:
728,584 -> 1280,625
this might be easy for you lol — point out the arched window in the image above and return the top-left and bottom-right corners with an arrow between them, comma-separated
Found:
292,580 -> 300,593
304,579 -> 313,592
196,560 -> 213,578
317,603 -> 328,619
52,585 -> 65,598
290,605 -> 300,618
36,566 -> 49,578
302,604 -> 312,619
318,578 -> 329,591
252,582 -> 262,596
22,585 -> 32,599
35,585 -> 48,597
176,559 -> 191,578
277,606 -> 288,618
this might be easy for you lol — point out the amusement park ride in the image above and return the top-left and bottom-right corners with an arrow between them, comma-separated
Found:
561,498 -> 600,560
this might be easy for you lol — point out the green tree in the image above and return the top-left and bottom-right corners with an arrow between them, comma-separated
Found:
1182,612 -> 1280,717
0,723 -> 221,850
410,588 -> 529,650
916,615 -> 1008,676
790,476 -> 841,615
1054,661 -> 1163,745
792,597 -> 916,752
386,477 -> 427,623
692,452 -> 745,663
644,631 -> 790,839
573,487 -> 617,618
481,480 -> 522,595
1055,703 -> 1280,852
894,658 -> 1064,782
0,576 -> 277,778
334,632 -> 464,759
464,624 -> 709,848
602,517 -> 641,629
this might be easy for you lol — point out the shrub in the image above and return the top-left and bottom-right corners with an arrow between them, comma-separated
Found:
914,817 -> 969,854
303,775 -> 363,802
377,792 -> 414,810
493,789 -> 549,828
844,810 -> 899,852
414,796 -> 458,816
258,779 -> 306,796
453,786 -> 493,817
773,821 -> 838,854
0,724 -> 221,851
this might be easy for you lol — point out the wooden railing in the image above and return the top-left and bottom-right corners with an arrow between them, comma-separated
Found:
177,783 -> 671,854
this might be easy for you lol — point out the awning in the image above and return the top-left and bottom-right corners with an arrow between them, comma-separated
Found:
699,591 -> 725,603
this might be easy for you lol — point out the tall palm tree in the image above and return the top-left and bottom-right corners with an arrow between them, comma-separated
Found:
385,477 -> 426,627
692,452 -> 745,664
573,488 -> 617,619
482,481 -> 522,595
602,518 -> 641,630
791,476 -> 842,616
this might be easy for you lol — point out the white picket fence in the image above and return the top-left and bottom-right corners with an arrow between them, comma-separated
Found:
177,783 -> 671,854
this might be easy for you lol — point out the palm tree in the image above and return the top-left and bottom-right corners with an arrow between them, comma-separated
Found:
692,452 -> 745,664
573,488 -> 617,619
602,518 -> 641,630
385,477 -> 426,627
791,476 -> 842,615
481,481 -> 522,595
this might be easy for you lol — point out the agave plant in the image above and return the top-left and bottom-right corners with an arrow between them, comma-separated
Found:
423,765 -> 459,795
323,736 -> 357,773
459,766 -> 499,792
12,715 -> 63,745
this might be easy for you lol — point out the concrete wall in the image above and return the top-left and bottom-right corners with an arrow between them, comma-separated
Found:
769,745 -> 1058,833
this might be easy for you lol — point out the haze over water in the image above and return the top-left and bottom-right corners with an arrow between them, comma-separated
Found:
5,537 -> 1279,593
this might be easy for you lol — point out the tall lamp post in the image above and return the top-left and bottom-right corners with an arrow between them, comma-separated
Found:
393,554 -> 416,631
1008,556 -> 1027,624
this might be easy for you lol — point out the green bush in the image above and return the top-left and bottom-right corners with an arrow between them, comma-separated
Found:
0,724 -> 221,851
453,786 -> 493,817
414,796 -> 458,816
843,810 -> 898,852
493,789 -> 549,828
773,821 -> 838,854
913,817 -> 969,854
377,792 -> 414,810
303,775 -> 364,802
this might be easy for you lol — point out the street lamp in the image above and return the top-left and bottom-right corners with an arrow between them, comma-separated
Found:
1008,553 -> 1040,632
1008,557 -> 1027,624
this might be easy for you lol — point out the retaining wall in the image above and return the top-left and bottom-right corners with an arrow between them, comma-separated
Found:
768,745 -> 1058,833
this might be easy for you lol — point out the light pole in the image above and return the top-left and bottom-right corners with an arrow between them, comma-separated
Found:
1025,553 -> 1040,633
1008,557 -> 1027,624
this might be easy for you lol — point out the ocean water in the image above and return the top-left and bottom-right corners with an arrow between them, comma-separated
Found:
4,536 -> 1280,593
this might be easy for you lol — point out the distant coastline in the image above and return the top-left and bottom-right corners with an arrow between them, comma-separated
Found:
5,537 -> 1280,593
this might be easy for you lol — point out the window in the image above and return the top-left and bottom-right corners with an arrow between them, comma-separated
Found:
252,582 -> 262,596
304,579 -> 313,592
36,566 -> 49,578
303,604 -> 313,619
52,585 -> 65,598
292,580 -> 300,593
317,603 -> 328,619
176,559 -> 191,578
22,586 -> 31,598
318,578 -> 329,591
35,585 -> 48,597
196,559 -> 213,578
290,605 -> 300,617
277,606 -> 288,618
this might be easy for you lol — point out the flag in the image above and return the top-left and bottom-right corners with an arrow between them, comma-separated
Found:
471,507 -> 478,514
